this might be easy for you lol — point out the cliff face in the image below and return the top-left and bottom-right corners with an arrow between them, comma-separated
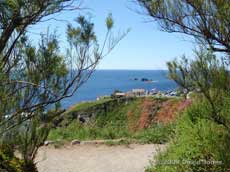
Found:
49,97 -> 192,143
53,97 -> 191,129
55,97 -> 135,127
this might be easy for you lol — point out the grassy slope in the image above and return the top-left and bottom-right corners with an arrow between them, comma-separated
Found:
66,97 -> 112,112
49,94 -> 230,172
48,97 -> 176,144
146,98 -> 230,172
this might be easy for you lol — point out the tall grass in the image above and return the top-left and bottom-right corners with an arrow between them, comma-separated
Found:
48,98 -> 174,143
147,99 -> 230,172
48,99 -> 139,141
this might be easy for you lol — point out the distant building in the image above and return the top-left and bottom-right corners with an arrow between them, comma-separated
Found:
114,92 -> 126,98
125,91 -> 135,97
132,89 -> 145,96
169,91 -> 177,96
150,88 -> 158,95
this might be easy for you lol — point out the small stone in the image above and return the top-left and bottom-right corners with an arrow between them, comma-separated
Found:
71,140 -> 81,145
44,140 -> 54,146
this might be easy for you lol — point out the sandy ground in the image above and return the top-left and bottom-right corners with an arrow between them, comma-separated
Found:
36,144 -> 165,172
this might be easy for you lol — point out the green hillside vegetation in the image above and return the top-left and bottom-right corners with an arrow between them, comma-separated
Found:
138,1 -> 230,171
146,95 -> 230,172
48,97 -> 176,144
67,97 -> 112,112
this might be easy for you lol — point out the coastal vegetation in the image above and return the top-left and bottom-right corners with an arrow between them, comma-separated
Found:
0,1 -> 127,171
137,0 -> 230,171
146,95 -> 230,172
0,0 -> 229,171
48,97 -> 189,144
67,97 -> 112,112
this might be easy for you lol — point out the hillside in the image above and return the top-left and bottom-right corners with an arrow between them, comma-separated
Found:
48,97 -> 191,144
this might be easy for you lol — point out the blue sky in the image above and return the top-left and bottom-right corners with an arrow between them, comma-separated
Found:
29,0 -> 195,70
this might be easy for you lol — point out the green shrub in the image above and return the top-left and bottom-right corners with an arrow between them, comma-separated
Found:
133,124 -> 174,144
48,98 -> 175,144
147,101 -> 230,172
0,145 -> 23,172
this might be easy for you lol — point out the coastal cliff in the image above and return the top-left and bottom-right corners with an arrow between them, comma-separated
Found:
49,97 -> 191,144
56,97 -> 135,127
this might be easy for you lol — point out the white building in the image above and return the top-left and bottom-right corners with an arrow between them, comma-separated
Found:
132,89 -> 145,96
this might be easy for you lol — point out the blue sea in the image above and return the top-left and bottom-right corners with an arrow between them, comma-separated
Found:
61,70 -> 177,108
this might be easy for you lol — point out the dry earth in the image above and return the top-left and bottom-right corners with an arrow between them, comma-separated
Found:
36,144 -> 165,172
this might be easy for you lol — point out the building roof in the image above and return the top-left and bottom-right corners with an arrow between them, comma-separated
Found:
114,92 -> 126,96
132,89 -> 145,93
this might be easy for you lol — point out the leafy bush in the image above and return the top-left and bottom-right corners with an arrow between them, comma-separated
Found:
133,124 -> 174,144
147,100 -> 230,172
0,145 -> 23,172
48,118 -> 131,141
48,98 -> 175,143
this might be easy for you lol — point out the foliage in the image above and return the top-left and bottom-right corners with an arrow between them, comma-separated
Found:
167,55 -> 192,99
48,98 -> 175,144
0,1 -> 128,171
0,144 -> 37,172
0,144 -> 24,172
16,117 -> 50,167
106,13 -> 114,30
137,0 -> 230,53
0,13 -> 123,131
133,124 -> 174,144
48,99 -> 137,141
67,97 -> 112,112
147,98 -> 230,172
167,49 -> 230,129
136,1 -> 230,172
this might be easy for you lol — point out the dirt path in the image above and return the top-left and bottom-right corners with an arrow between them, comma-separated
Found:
36,144 -> 165,172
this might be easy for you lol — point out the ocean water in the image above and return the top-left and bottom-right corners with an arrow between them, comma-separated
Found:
61,70 -> 177,108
